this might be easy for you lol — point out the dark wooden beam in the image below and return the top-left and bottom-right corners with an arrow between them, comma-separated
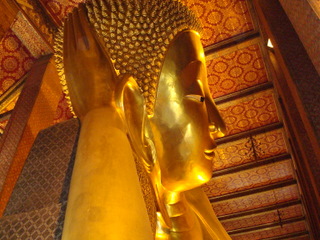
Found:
215,122 -> 283,145
218,199 -> 301,221
210,179 -> 296,202
214,81 -> 274,105
205,31 -> 260,56
263,231 -> 309,240
212,153 -> 291,177
228,216 -> 305,235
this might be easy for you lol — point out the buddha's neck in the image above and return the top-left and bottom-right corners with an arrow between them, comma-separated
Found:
164,191 -> 198,233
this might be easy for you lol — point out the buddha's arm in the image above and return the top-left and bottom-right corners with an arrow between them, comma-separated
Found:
62,107 -> 153,240
60,6 -> 153,240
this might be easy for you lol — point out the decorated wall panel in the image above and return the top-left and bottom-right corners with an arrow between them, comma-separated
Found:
217,89 -> 279,135
221,204 -> 304,231
211,185 -> 299,216
208,43 -> 268,98
11,12 -> 52,58
15,0 -> 55,45
232,221 -> 306,240
0,30 -> 35,95
204,160 -> 294,197
182,0 -> 254,47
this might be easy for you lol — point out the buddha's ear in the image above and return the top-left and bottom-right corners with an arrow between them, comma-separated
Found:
115,75 -> 154,170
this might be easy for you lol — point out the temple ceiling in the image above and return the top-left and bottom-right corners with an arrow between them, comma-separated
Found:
0,0 -> 313,239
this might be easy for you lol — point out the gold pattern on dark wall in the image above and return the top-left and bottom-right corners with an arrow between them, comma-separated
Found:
1,119 -> 80,238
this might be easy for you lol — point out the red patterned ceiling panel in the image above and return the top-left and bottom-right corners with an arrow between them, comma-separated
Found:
221,204 -> 304,231
0,30 -> 35,95
182,0 -> 254,47
53,92 -> 74,124
232,221 -> 306,240
40,0 -> 83,24
213,129 -> 287,171
211,185 -> 299,216
279,204 -> 304,220
217,89 -> 279,135
204,160 -> 294,197
208,44 -> 268,98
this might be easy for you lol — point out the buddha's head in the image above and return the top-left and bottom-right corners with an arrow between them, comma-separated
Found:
55,0 -> 225,192
151,30 -> 225,192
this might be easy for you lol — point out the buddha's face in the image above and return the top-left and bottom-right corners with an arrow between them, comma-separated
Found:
150,31 -> 225,192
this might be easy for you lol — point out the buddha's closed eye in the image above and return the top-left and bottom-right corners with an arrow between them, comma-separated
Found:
185,94 -> 205,102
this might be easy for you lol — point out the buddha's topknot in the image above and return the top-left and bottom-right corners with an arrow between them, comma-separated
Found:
54,0 -> 201,115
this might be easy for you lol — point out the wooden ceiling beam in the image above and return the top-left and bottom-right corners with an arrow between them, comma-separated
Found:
218,199 -> 301,221
228,216 -> 306,236
205,31 -> 260,57
214,81 -> 274,105
209,179 -> 296,202
215,122 -> 283,145
212,153 -> 291,177
262,231 -> 309,240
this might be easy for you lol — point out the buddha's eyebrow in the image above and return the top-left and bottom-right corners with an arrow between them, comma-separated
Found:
185,94 -> 205,102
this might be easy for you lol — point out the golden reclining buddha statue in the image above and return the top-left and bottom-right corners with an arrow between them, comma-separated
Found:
54,0 -> 231,239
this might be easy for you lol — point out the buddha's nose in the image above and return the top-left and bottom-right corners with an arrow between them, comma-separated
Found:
206,98 -> 226,139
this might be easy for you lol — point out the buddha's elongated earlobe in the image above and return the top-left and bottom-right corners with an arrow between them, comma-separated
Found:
115,75 -> 155,171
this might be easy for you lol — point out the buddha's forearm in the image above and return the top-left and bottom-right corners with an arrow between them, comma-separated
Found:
61,107 -> 153,240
